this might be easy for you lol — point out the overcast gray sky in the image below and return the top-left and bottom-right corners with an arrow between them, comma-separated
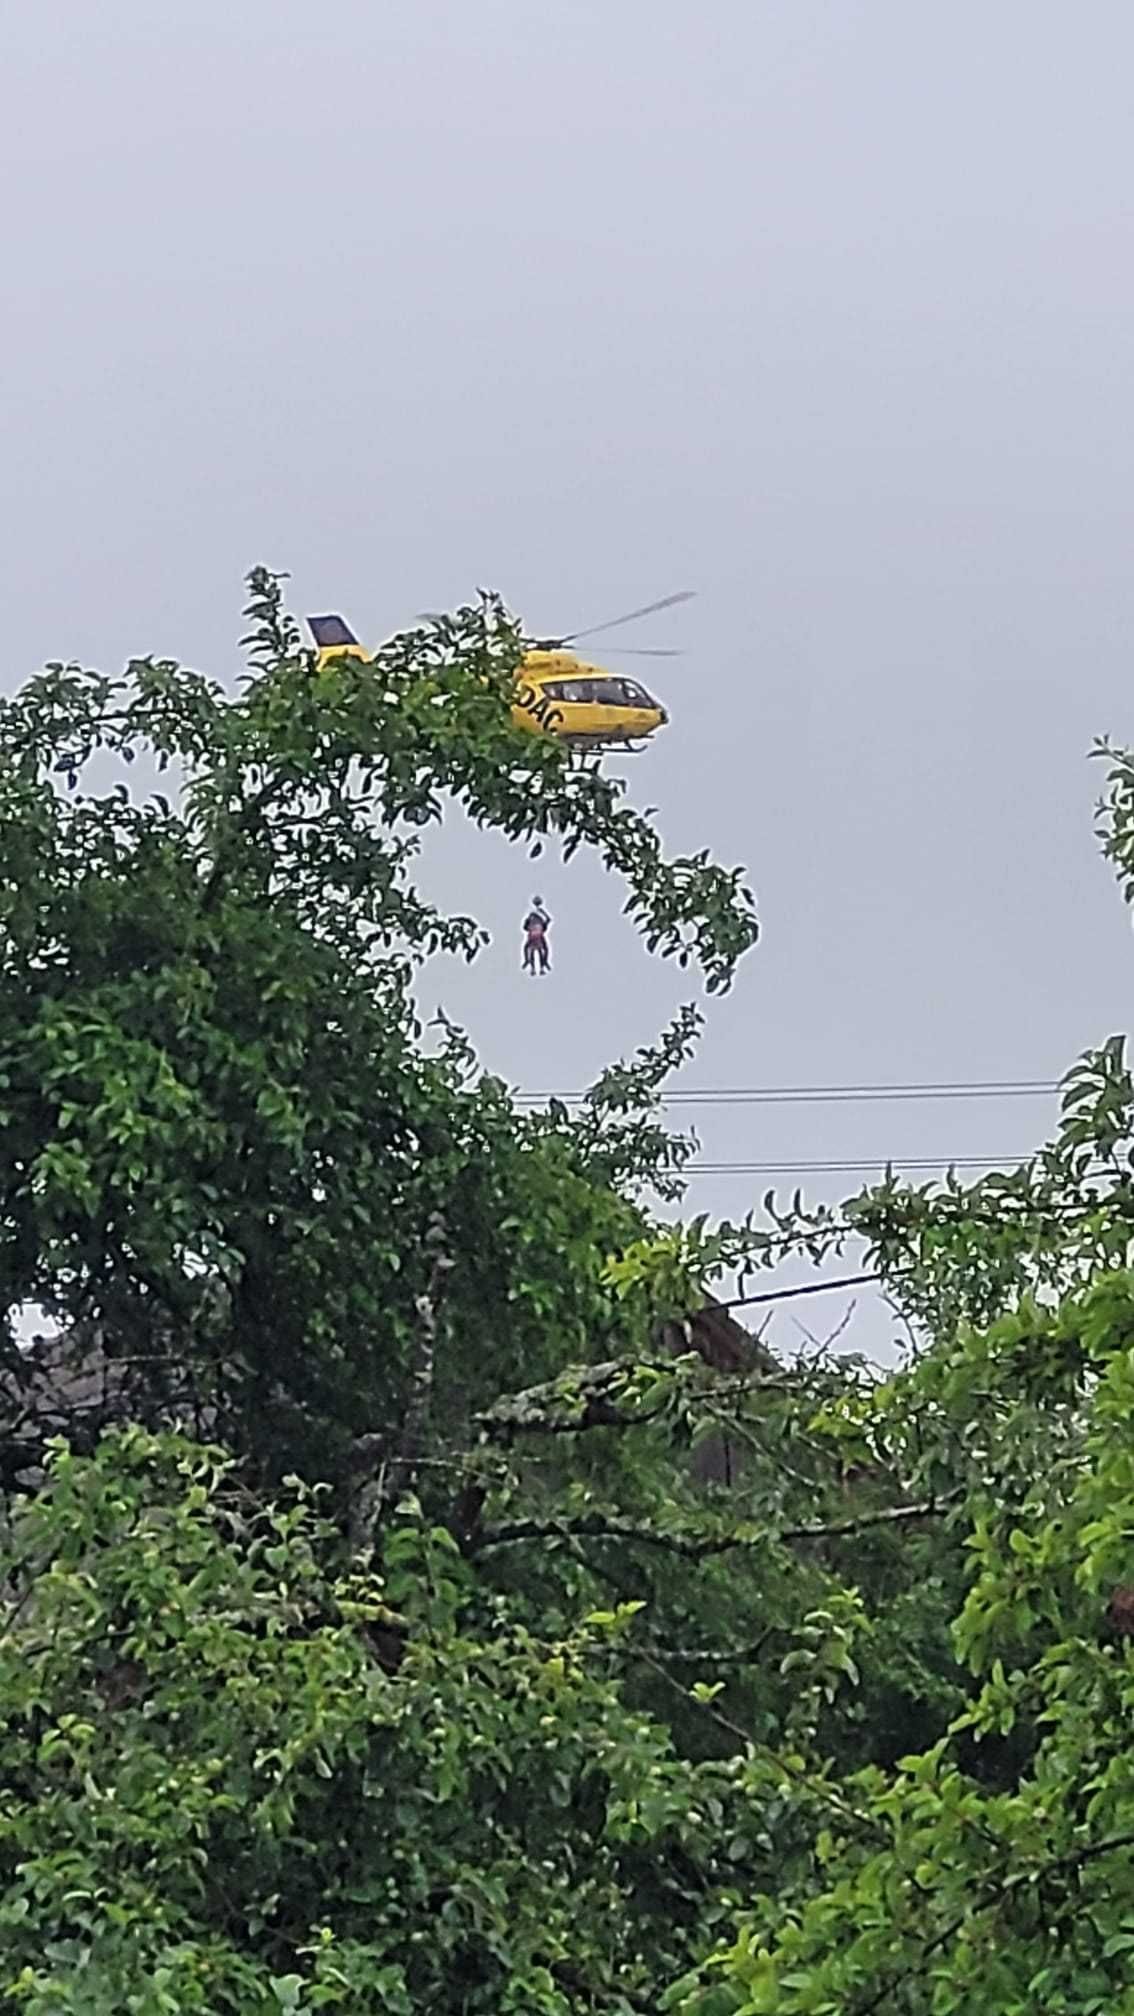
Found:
4,1 -> 1132,1354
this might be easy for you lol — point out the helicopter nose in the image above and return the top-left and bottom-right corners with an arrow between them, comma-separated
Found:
658,707 -> 669,725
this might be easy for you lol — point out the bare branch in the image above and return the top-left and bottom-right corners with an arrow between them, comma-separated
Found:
396,1217 -> 453,1483
468,1490 -> 962,1559
641,1629 -> 777,1668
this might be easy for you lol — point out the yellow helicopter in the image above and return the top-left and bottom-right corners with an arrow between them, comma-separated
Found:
305,592 -> 693,754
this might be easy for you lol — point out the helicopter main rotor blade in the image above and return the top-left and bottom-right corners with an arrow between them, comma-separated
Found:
603,646 -> 684,658
562,590 -> 696,643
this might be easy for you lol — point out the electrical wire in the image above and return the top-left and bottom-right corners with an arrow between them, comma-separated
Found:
513,1078 -> 1058,1108
713,1271 -> 886,1311
510,1077 -> 1067,1181
684,1155 -> 1025,1177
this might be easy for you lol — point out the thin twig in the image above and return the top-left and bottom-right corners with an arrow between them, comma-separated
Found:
631,1640 -> 886,1843
792,1299 -> 858,1355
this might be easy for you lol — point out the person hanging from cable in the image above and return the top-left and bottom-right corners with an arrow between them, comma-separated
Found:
522,895 -> 551,975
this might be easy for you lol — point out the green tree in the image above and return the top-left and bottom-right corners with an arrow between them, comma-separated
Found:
0,569 -> 756,1491
8,574 -> 1134,2013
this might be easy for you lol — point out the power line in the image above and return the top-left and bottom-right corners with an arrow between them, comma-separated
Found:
714,1270 -> 886,1311
685,1155 -> 1024,1176
511,1076 -> 1057,1180
513,1078 -> 1058,1108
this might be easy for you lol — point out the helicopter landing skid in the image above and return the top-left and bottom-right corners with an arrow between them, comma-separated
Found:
562,734 -> 647,755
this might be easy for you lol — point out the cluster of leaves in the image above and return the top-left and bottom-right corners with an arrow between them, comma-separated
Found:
0,1430 -> 697,2012
665,1274 -> 1134,2015
5,574 -> 1134,2012
0,1413 -> 970,2013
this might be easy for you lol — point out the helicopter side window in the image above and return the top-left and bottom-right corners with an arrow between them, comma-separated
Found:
582,679 -> 630,706
619,679 -> 653,706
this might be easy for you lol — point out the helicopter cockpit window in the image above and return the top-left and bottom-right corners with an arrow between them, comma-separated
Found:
581,679 -> 630,706
541,678 -> 647,706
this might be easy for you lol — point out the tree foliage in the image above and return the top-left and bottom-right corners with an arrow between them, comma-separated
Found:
3,574 -> 1134,2012
0,570 -> 755,1487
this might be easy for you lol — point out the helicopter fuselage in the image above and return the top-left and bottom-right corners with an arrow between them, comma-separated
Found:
307,622 -> 668,753
512,649 -> 667,749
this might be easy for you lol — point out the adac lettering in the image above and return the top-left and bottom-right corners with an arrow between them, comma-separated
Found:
517,687 -> 564,732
